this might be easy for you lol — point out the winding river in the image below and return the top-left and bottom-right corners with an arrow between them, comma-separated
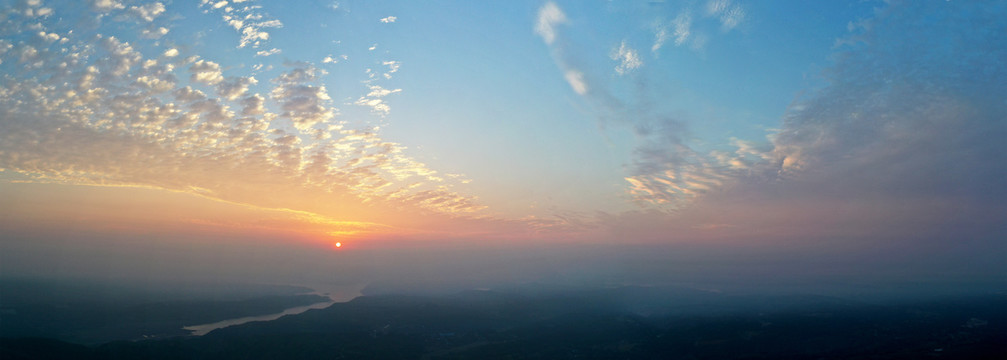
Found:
183,284 -> 363,336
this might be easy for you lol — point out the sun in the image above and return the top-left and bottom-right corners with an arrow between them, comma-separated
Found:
334,242 -> 342,249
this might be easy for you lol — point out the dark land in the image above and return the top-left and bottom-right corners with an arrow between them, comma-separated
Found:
1,280 -> 1004,359
0,278 -> 329,345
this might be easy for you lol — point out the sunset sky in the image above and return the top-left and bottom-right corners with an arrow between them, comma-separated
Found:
1,0 -> 1004,292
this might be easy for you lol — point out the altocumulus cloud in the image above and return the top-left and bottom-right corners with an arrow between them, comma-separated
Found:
0,0 -> 485,230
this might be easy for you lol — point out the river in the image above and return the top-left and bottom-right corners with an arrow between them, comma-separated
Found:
183,284 -> 364,336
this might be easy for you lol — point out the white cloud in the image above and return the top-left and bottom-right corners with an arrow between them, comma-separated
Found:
564,70 -> 588,95
673,13 -> 691,46
719,6 -> 745,31
189,60 -> 224,85
652,26 -> 669,53
706,0 -> 730,16
240,94 -> 266,115
141,27 -> 169,39
322,55 -> 344,64
271,65 -> 335,131
610,41 -> 642,75
98,36 -> 141,77
379,16 -> 397,23
128,2 -> 166,22
200,1 -> 283,48
255,48 -> 281,57
355,85 -> 401,116
163,48 -> 179,57
217,76 -> 258,100
173,86 -> 206,103
382,60 -> 400,79
366,85 -> 401,98
705,0 -> 744,31
90,0 -> 124,12
535,2 -> 567,45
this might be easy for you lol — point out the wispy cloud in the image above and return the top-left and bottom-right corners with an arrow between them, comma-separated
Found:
563,70 -> 588,95
355,85 -> 402,116
706,0 -> 744,31
535,2 -> 590,96
535,1 -> 567,46
256,48 -> 281,57
381,60 -> 401,79
767,1 -> 1006,204
610,40 -> 642,75
199,0 -> 283,49
620,0 -> 1007,242
89,0 -> 124,12
379,16 -> 397,23
672,13 -> 692,46
534,2 -> 724,208
128,2 -> 165,22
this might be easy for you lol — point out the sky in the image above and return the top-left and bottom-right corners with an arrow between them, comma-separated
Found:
0,0 -> 1004,294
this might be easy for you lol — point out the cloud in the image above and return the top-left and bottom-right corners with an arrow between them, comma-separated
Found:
0,3 -> 486,234
322,55 -> 345,64
705,0 -> 729,16
535,2 -> 567,45
651,27 -> 669,53
379,16 -> 397,23
355,85 -> 402,116
217,76 -> 258,100
705,0 -> 744,31
672,13 -> 692,46
140,26 -> 169,39
128,2 -> 165,22
718,6 -> 744,31
381,60 -> 401,79
98,35 -> 141,77
89,0 -> 124,12
189,60 -> 224,85
650,12 -> 692,54
626,1 -> 1006,210
610,41 -> 642,75
767,1 -> 1006,204
256,48 -> 281,57
200,0 -> 283,48
610,0 -> 1007,243
529,1 -> 720,208
563,70 -> 588,95
270,65 -> 336,131
239,94 -> 266,115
